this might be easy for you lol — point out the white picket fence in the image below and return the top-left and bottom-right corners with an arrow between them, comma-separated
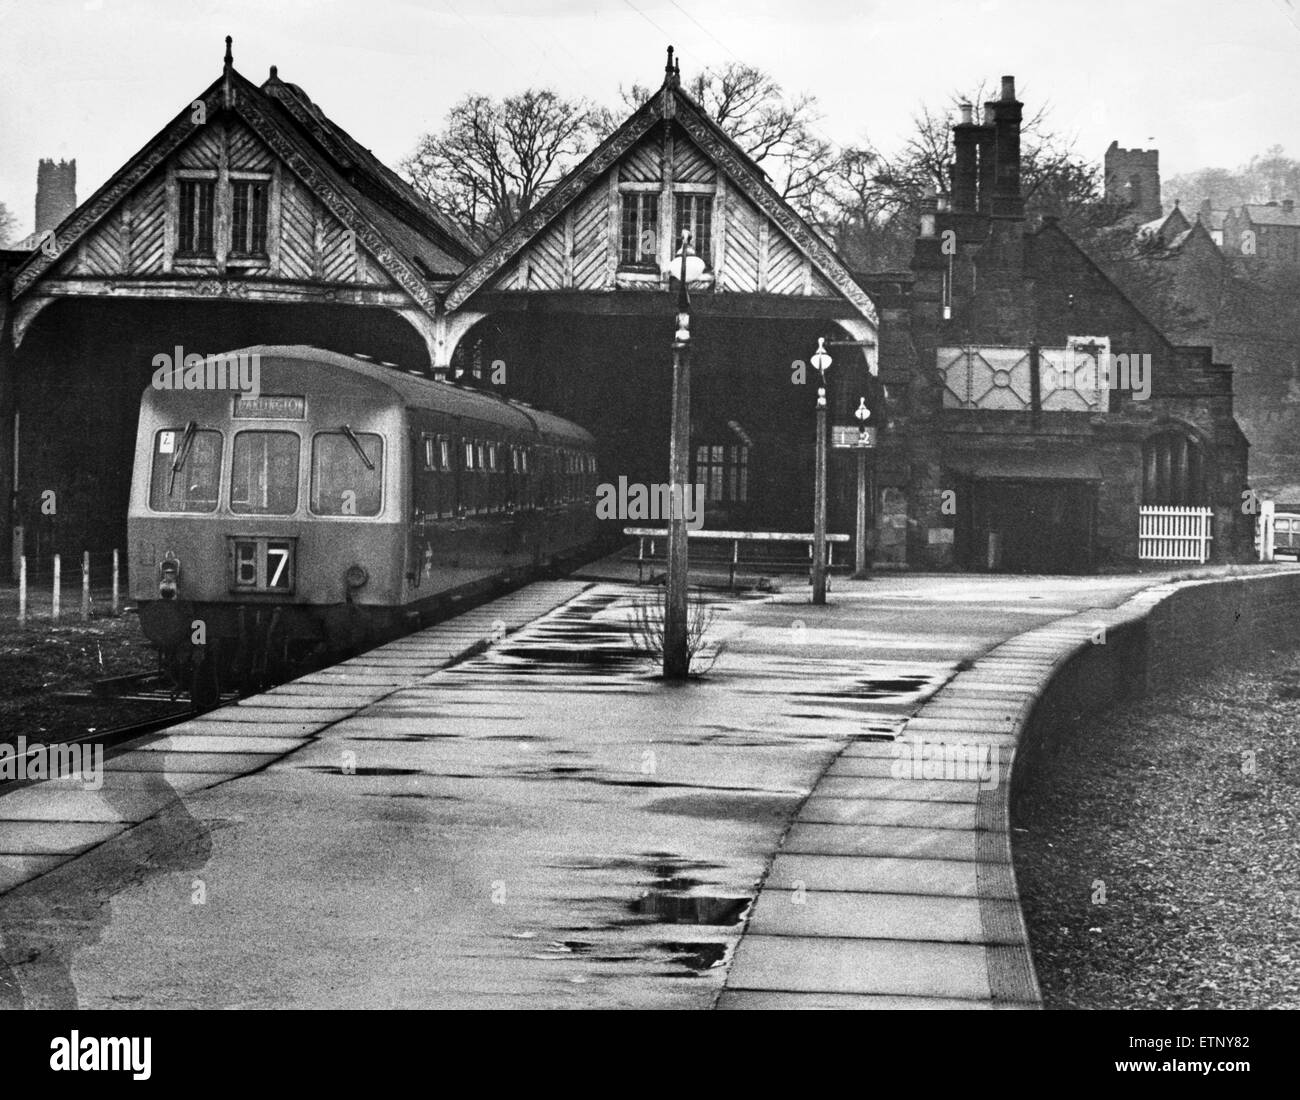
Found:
1139,505 -> 1214,563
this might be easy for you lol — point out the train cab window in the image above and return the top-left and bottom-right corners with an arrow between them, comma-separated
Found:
230,431 -> 299,515
149,427 -> 223,513
311,431 -> 383,516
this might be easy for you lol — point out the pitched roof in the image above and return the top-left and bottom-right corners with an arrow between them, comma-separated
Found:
443,68 -> 877,324
1198,208 -> 1228,231
1137,204 -> 1191,243
11,58 -> 477,311
1240,203 -> 1300,227
259,72 -> 481,260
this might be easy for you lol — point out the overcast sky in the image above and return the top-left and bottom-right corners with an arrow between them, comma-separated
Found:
2,0 -> 1298,237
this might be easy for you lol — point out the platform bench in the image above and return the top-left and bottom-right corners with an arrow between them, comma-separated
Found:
623,528 -> 851,589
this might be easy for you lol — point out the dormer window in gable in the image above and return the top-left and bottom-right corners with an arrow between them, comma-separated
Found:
619,189 -> 660,271
229,176 -> 270,259
618,171 -> 717,275
168,148 -> 279,272
176,174 -> 217,258
674,192 -> 714,271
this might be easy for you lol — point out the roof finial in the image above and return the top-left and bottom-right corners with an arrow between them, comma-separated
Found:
269,64 -> 278,80
222,35 -> 234,108
664,45 -> 679,89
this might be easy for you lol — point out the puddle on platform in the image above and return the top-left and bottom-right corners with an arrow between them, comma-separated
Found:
788,669 -> 946,708
630,891 -> 749,925
646,790 -> 802,823
656,942 -> 729,971
301,765 -> 425,777
456,587 -> 748,680
482,590 -> 645,675
501,852 -> 752,980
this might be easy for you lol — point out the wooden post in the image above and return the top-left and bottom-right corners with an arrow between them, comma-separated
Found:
52,553 -> 61,621
82,551 -> 91,621
112,549 -> 121,614
853,447 -> 873,578
18,555 -> 26,625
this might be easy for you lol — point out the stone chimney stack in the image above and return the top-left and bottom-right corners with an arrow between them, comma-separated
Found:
35,158 -> 77,234
986,76 -> 1023,218
951,102 -> 979,214
976,104 -> 997,215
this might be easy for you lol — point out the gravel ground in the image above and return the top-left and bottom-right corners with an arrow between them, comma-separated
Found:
1013,649 -> 1300,1009
0,599 -> 169,749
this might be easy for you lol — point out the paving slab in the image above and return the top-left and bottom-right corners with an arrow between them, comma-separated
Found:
103,752 -> 280,774
813,775 -> 981,802
726,934 -> 991,999
0,787 -> 181,824
715,989 -> 1027,1010
0,854 -> 71,893
0,820 -> 125,856
798,796 -> 979,830
42,771 -> 241,793
782,822 -> 982,861
162,719 -> 328,739
765,853 -> 990,897
745,889 -> 1020,943
132,735 -> 309,755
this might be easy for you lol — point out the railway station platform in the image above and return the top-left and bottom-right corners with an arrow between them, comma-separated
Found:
0,567 -> 1289,1009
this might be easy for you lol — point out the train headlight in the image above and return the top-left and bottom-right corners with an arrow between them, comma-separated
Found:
158,557 -> 181,600
345,564 -> 369,590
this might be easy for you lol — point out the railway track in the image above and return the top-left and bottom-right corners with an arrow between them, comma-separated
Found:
0,574 -> 600,801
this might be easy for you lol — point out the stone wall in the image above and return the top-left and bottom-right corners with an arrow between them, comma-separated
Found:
1012,569 -> 1300,807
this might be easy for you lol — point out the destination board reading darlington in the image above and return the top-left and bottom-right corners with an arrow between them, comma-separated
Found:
232,395 -> 306,419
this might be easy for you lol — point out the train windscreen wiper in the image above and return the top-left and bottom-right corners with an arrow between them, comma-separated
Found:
168,421 -> 199,496
339,424 -> 375,471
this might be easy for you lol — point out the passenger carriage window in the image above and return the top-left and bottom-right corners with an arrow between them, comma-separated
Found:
149,427 -> 223,513
421,434 -> 452,473
311,431 -> 383,517
230,431 -> 299,515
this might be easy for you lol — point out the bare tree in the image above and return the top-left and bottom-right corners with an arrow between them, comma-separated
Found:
828,86 -> 1129,271
402,90 -> 613,240
1165,146 -> 1300,210
0,202 -> 18,248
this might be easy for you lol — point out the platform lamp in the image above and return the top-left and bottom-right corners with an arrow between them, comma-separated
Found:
810,337 -> 833,605
661,229 -> 707,679
853,396 -> 873,579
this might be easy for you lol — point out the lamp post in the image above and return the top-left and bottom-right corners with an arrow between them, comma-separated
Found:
663,229 -> 706,679
810,337 -> 832,605
853,396 -> 872,579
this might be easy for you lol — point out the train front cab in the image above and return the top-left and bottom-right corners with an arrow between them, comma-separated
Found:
129,364 -> 411,680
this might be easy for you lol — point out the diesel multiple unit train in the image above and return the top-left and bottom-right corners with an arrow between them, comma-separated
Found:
129,345 -> 599,700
